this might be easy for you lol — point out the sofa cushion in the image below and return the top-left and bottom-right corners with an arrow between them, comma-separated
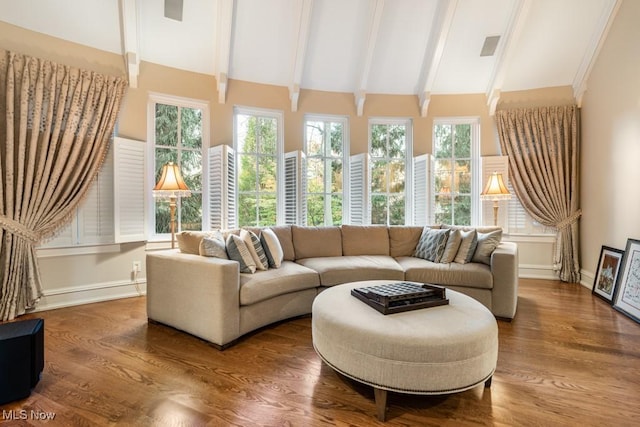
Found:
396,256 -> 493,289
270,225 -> 295,261
341,225 -> 389,255
226,234 -> 256,274
454,229 -> 478,264
472,229 -> 503,265
414,228 -> 450,262
199,234 -> 228,259
440,229 -> 462,263
261,228 -> 284,268
240,261 -> 320,305
389,226 -> 433,257
296,256 -> 404,286
292,226 -> 342,259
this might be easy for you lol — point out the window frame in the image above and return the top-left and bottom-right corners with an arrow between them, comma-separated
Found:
233,105 -> 284,227
368,117 -> 413,226
146,92 -> 210,242
431,117 -> 481,226
303,113 -> 349,226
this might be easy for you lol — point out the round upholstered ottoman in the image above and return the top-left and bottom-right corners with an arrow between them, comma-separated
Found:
312,280 -> 498,421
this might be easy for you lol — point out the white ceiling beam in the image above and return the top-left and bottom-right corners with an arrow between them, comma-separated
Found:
573,0 -> 622,107
354,0 -> 385,117
289,0 -> 314,112
215,0 -> 234,104
416,0 -> 458,117
119,0 -> 139,88
485,0 -> 532,115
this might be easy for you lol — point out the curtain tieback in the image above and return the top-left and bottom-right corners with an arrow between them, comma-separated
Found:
0,216 -> 40,243
556,209 -> 582,230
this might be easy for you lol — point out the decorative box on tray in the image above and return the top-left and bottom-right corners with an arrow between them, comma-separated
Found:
351,282 -> 449,315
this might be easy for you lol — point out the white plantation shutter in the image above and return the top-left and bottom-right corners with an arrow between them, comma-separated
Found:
114,137 -> 146,243
349,153 -> 369,225
480,156 -> 509,228
284,151 -> 307,225
209,145 -> 236,230
79,146 -> 115,244
413,154 -> 431,226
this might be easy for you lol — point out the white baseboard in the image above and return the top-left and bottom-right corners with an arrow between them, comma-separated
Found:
580,269 -> 595,290
34,279 -> 147,313
518,263 -> 557,280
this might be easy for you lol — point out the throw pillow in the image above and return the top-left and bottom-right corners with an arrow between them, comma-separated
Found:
454,229 -> 478,264
226,234 -> 257,274
199,232 -> 228,259
240,229 -> 269,270
414,228 -> 450,262
440,229 -> 462,263
472,229 -> 503,265
260,228 -> 284,268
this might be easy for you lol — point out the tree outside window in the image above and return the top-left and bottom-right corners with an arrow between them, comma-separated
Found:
154,103 -> 203,234
370,122 -> 408,226
236,113 -> 278,227
305,118 -> 345,226
433,123 -> 472,225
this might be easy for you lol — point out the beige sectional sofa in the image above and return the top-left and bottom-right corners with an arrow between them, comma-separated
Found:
146,225 -> 518,349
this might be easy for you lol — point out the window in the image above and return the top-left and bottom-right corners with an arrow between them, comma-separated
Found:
149,94 -> 208,239
38,146 -> 114,249
235,107 -> 283,227
304,115 -> 348,226
507,183 -> 554,235
369,119 -> 412,225
432,118 -> 479,225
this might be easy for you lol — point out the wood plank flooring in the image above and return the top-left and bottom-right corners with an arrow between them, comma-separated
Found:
1,278 -> 640,426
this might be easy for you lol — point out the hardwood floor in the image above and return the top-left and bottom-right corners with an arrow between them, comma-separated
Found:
2,278 -> 639,426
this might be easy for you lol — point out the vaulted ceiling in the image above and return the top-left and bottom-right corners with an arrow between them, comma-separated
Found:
1,0 -> 620,114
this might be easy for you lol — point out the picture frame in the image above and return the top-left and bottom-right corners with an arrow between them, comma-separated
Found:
592,245 -> 624,303
613,238 -> 640,324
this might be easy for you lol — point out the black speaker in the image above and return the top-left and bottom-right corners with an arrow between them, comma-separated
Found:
0,318 -> 44,405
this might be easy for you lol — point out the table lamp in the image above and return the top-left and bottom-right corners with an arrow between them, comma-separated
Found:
480,172 -> 511,226
153,162 -> 191,248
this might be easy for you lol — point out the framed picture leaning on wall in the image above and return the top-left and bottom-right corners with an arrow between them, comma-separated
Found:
592,245 -> 624,303
613,238 -> 640,324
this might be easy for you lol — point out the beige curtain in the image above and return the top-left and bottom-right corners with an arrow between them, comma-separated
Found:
495,105 -> 581,283
0,50 -> 127,320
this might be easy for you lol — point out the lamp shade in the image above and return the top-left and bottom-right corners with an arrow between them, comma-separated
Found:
153,162 -> 191,198
481,172 -> 511,200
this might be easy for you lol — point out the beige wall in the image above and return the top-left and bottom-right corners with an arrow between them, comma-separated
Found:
1,18 -> 583,306
580,0 -> 640,283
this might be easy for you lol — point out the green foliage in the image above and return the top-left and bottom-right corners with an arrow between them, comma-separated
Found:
433,123 -> 472,225
304,120 -> 344,226
237,115 -> 278,227
370,123 -> 406,225
154,103 -> 204,234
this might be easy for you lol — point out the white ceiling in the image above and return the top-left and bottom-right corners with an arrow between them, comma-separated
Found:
0,0 -> 620,103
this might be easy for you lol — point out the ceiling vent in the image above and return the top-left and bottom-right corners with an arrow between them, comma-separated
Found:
480,36 -> 500,57
164,0 -> 183,22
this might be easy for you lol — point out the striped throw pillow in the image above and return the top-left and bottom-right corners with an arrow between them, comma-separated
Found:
226,234 -> 257,274
240,229 -> 269,270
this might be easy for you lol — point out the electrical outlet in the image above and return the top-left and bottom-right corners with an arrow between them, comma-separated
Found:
132,261 -> 141,273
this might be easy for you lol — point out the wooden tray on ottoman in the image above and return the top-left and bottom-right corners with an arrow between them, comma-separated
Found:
351,282 -> 449,315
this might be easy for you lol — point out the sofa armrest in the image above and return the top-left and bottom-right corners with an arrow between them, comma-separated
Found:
146,250 -> 240,347
490,242 -> 519,319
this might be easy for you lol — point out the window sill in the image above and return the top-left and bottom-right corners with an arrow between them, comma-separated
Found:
504,234 -> 555,244
145,240 -> 175,251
